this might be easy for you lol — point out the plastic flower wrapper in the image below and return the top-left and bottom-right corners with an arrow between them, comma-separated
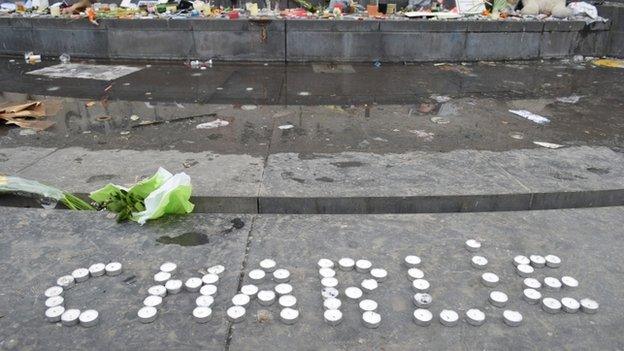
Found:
0,175 -> 94,210
90,167 -> 194,224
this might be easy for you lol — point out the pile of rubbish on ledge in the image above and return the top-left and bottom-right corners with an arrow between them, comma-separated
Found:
0,0 -> 607,24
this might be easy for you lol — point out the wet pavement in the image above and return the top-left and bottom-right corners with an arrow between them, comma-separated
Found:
1,57 -> 624,156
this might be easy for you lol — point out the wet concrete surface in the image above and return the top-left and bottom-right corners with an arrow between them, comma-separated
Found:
1,207 -> 623,350
1,57 -> 624,156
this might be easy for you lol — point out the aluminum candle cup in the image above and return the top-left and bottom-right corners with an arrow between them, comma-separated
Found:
370,268 -> 388,282
516,264 -> 534,278
44,286 -> 63,298
489,291 -> 508,307
88,263 -> 106,277
207,265 -> 225,275
529,255 -> 546,268
465,239 -> 481,252
200,285 -> 217,296
465,308 -> 486,326
319,268 -> 336,279
318,258 -> 334,269
513,255 -> 530,266
105,262 -> 122,276
338,258 -> 355,271
407,268 -> 424,281
241,284 -> 259,298
542,297 -> 562,313
412,279 -> 430,293
61,308 -> 81,327
321,287 -> 339,300
404,255 -> 421,268
193,307 -> 212,323
561,276 -> 579,290
321,277 -> 338,288
413,308 -> 433,326
57,275 -> 75,290
543,277 -> 562,291
481,272 -> 499,287
580,298 -> 599,314
471,256 -> 488,269
279,308 -> 299,325
196,295 -> 215,307
361,279 -> 378,292
274,283 -> 293,296
232,294 -> 251,307
259,259 -> 277,273
439,310 -> 459,327
248,269 -> 265,284
154,272 -> 171,284
278,295 -> 297,308
273,269 -> 291,283
359,299 -> 378,312
503,310 -> 523,327
561,297 -> 580,313
345,287 -> 363,300
324,297 -> 342,310
79,310 -> 99,327
45,306 -> 65,322
160,262 -> 177,274
185,277 -> 203,292
45,296 -> 64,308
545,255 -> 562,268
362,311 -> 381,329
165,279 -> 183,294
226,306 -> 246,323
202,273 -> 220,285
143,295 -> 163,308
257,290 -> 276,306
523,288 -> 542,304
324,309 -> 343,326
72,268 -> 89,283
355,259 -> 372,273
413,293 -> 433,308
523,278 -> 541,290
138,306 -> 158,323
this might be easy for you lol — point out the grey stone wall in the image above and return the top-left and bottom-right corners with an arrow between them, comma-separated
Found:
598,2 -> 624,57
0,17 -> 615,61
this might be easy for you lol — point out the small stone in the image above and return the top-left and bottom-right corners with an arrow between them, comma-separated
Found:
273,269 -> 291,283
361,279 -> 378,292
165,279 -> 183,294
412,279 -> 430,293
580,298 -> 599,314
72,268 -> 89,283
561,297 -> 580,313
241,284 -> 259,297
319,268 -> 336,279
345,287 -> 363,300
523,288 -> 542,304
561,276 -> 578,290
513,255 -> 530,266
471,256 -> 488,269
465,239 -> 481,252
207,265 -> 225,275
193,307 -> 212,323
248,269 -> 265,284
324,297 -> 342,310
545,255 -> 561,268
105,262 -> 122,276
370,268 -> 388,282
79,310 -> 99,327
529,255 -> 546,268
544,277 -> 562,291
232,293 -> 251,307
362,311 -> 381,329
358,299 -> 378,312
45,306 -> 65,323
481,272 -> 499,287
503,310 -> 522,327
44,286 -> 63,298
317,259 -> 334,269
355,259 -> 372,273
143,295 -> 163,308
321,277 -> 339,288
200,284 -> 218,296
542,297 -> 562,314
279,308 -> 299,325
338,258 -> 355,271
278,295 -> 297,308
45,296 -> 64,308
227,306 -> 246,323
324,309 -> 343,326
274,283 -> 293,296
196,295 -> 215,307
88,263 -> 106,277
465,308 -> 486,326
202,273 -> 220,285
412,293 -> 433,308
56,275 -> 75,290
160,262 -> 177,274
258,290 -> 276,306
184,277 -> 203,292
138,306 -> 158,323
259,259 -> 277,273
516,264 -> 534,277
407,268 -> 424,281
413,308 -> 433,326
489,291 -> 508,307
523,278 -> 541,290
321,287 -> 339,299
404,255 -> 421,268
61,308 -> 81,327
154,271 -> 171,283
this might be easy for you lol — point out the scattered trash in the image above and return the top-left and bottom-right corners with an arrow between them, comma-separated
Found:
372,137 -> 388,142
373,60 -> 382,68
298,91 -> 311,96
130,115 -> 140,121
408,130 -> 435,141
241,105 -> 257,111
533,141 -> 564,149
437,64 -> 474,76
85,101 -> 97,108
556,95 -> 582,104
278,124 -> 294,130
592,59 -> 624,69
430,116 -> 450,124
59,53 -> 71,64
568,1 -> 598,19
196,119 -> 230,129
509,132 -> 525,140
46,86 -> 60,92
0,100 -> 59,131
0,176 -> 94,210
24,52 -> 41,64
96,115 -> 112,122
246,87 -> 254,91
190,59 -> 212,69
572,55 -> 584,63
430,95 -> 451,103
120,131 -> 130,135
418,103 -> 435,113
90,168 -> 194,225
509,110 -> 550,125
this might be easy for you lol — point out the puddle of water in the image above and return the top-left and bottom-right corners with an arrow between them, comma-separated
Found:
156,232 -> 209,246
